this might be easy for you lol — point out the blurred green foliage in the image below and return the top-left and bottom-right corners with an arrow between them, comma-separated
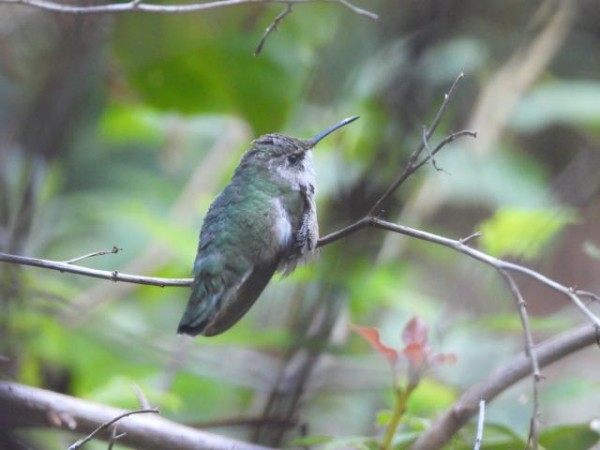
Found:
479,207 -> 577,259
1,1 -> 600,449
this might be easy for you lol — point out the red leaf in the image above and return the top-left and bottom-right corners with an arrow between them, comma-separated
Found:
431,353 -> 457,365
402,343 -> 427,367
402,316 -> 428,347
351,324 -> 398,365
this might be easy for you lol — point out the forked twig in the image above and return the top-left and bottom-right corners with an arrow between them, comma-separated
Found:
64,246 -> 121,264
366,72 -> 471,217
255,4 -> 293,56
67,408 -> 159,450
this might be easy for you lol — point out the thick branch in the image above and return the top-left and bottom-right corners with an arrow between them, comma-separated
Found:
0,382 -> 274,450
411,325 -> 599,450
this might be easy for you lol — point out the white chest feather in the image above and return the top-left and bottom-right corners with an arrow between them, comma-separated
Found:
271,197 -> 293,249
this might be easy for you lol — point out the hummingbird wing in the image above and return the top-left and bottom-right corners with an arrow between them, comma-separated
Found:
201,261 -> 278,336
177,253 -> 278,337
177,174 -> 279,337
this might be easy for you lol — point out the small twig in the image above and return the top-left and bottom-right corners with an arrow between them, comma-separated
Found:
576,290 -> 600,303
67,408 -> 159,450
426,72 -> 464,143
255,4 -> 293,56
337,0 -> 378,19
421,125 -> 442,171
131,383 -> 151,409
107,425 -> 126,450
499,270 -> 541,449
473,400 -> 485,450
0,252 -> 191,287
64,246 -> 120,264
460,231 -> 481,244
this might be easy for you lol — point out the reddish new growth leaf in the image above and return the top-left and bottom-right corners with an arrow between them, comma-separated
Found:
402,316 -> 428,347
351,324 -> 398,366
353,317 -> 456,386
401,317 -> 429,367
401,317 -> 456,385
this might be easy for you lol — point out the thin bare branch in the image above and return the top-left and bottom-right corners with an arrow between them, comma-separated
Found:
317,217 -> 370,247
337,0 -> 378,19
473,400 -> 485,450
422,125 -> 442,171
255,4 -> 293,56
426,72 -> 464,142
107,425 -> 126,450
0,0 -> 378,18
367,73 -> 471,216
499,270 -> 540,450
64,246 -> 121,264
68,408 -> 159,450
460,231 -> 481,244
369,217 -> 600,328
576,290 -> 600,303
0,252 -> 192,287
131,383 -> 152,409
321,215 -> 600,328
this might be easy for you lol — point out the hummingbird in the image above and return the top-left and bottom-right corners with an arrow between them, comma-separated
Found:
177,116 -> 359,337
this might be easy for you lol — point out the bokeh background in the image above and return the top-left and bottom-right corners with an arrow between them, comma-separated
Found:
1,0 -> 600,448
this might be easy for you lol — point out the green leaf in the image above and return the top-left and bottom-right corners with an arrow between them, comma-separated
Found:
436,147 -> 550,208
392,431 -> 420,449
376,409 -> 393,427
99,103 -> 164,144
406,379 -> 457,416
539,423 -> 600,450
479,207 -> 577,260
583,240 -> 600,260
511,81 -> 600,133
289,435 -> 334,447
474,314 -> 573,333
323,437 -> 377,450
289,436 -> 376,450
451,422 -> 527,449
112,11 -> 313,133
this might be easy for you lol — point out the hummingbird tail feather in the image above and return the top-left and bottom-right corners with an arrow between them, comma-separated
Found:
177,262 -> 277,337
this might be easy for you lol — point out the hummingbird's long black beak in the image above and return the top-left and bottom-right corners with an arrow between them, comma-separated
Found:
309,115 -> 359,146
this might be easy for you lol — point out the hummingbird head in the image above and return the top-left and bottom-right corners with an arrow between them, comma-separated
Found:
238,116 -> 360,182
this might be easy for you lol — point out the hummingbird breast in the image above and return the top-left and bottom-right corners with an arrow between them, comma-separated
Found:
273,181 -> 318,275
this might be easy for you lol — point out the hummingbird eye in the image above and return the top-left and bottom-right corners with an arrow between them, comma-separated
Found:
287,153 -> 302,165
